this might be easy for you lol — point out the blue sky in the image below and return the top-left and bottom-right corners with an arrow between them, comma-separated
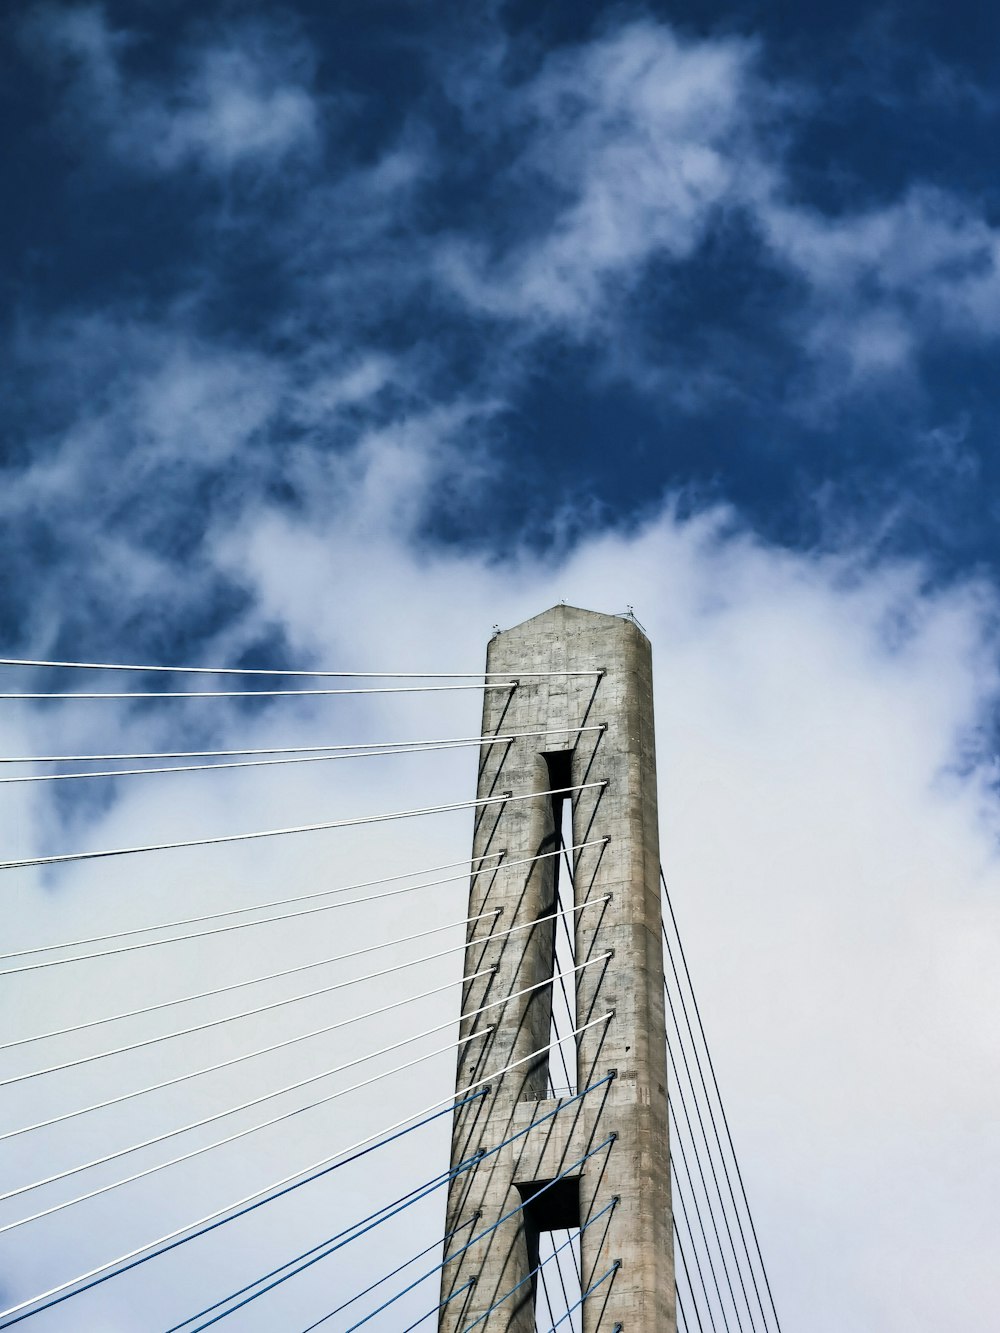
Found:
4,0 -> 1000,662
3,4 -> 1000,1331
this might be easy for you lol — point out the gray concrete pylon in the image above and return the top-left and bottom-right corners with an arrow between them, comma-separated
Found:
438,605 -> 675,1332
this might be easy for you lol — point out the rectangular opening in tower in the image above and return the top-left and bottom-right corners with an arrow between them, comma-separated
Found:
522,1174 -> 584,1328
543,750 -> 577,1099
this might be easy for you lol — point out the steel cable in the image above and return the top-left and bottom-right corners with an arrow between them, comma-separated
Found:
3,952 -> 609,1209
196,1120 -> 617,1333
668,1082 -> 734,1333
1,909 -> 501,1085
378,1148 -> 616,1333
182,1168 -> 472,1333
662,869 -> 781,1333
0,1024 -> 492,1238
0,1014 -> 613,1327
0,655 -> 599,677
0,1094 -> 484,1331
0,955 -> 611,1235
182,1213 -> 479,1333
0,964 -> 494,1207
0,726 -> 603,783
538,1261 -> 621,1333
0,781 -> 605,871
456,1199 -> 617,1333
400,1278 -> 476,1333
0,837 -> 606,975
0,895 -> 610,1141
1,911 -> 610,1098
0,724 -> 600,765
664,967 -> 757,1332
181,1073 -> 616,1333
673,1154 -> 712,1333
0,684 -> 517,700
0,846 -> 605,1049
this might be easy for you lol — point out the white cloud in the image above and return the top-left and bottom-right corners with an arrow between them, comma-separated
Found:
761,186 -> 1000,389
5,12 -> 1000,1329
438,22 -> 762,328
433,19 -> 1000,400
24,9 -> 1000,400
23,1 -> 125,103
218,498 -> 1000,1332
4,484 -> 998,1329
1,321 -> 285,514
145,43 -> 318,172
3,317 -> 1000,1326
22,4 -> 319,173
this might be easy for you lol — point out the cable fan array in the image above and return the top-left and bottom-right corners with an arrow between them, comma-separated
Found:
0,653 -> 781,1332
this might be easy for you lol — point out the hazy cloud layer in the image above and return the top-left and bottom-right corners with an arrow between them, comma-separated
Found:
22,4 -> 319,172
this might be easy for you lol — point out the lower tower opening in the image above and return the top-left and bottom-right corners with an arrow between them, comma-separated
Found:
516,1175 -> 584,1331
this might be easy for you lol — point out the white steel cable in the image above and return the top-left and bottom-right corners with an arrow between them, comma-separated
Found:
0,835 -> 605,978
0,956 -> 609,1235
1,937 -> 476,1056
0,838 -> 596,966
0,892 -> 611,1139
0,684 -> 518,700
0,961 -> 494,1206
0,722 -> 598,764
0,746 -> 456,783
0,656 -> 600,678
1,938 -> 490,1135
0,938 -> 480,1135
0,840 -> 608,1030
0,877 -> 491,978
0,890 -> 616,1087
0,1010 -> 614,1323
0,849 -> 507,966
0,1026 -> 494,1238
0,781 -> 605,871
0,726 -> 603,782
0,837 -> 557,965
0,904 -> 500,1088
2,954 -> 610,1212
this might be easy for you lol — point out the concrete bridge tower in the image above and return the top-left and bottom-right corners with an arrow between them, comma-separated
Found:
438,605 -> 675,1331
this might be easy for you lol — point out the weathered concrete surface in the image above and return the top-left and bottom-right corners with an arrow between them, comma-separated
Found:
439,606 -> 675,1332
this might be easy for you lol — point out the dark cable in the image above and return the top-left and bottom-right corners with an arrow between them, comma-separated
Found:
669,1090 -> 731,1333
171,1076 -> 615,1333
664,971 -> 752,1331
662,867 -> 782,1333
398,1276 -> 476,1333
166,1173 -> 472,1332
672,1156 -> 709,1333
458,1198 -> 617,1332
185,1165 -> 472,1333
296,1217 -> 476,1331
676,1272 -> 691,1333
0,1092 -> 486,1330
537,1259 -> 620,1332
345,1137 -> 616,1332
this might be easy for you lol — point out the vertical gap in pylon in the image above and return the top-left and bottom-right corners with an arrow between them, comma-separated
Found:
536,749 -> 583,1330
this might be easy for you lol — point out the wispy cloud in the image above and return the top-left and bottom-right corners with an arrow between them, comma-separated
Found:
22,3 -> 319,173
21,8 -> 1000,410
762,185 -> 1000,394
436,21 -> 766,328
427,19 -> 1000,404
